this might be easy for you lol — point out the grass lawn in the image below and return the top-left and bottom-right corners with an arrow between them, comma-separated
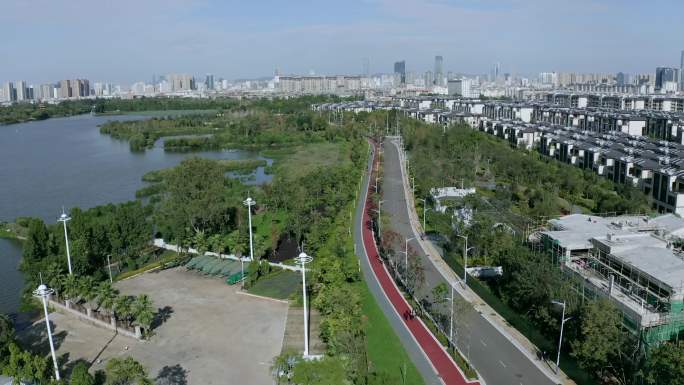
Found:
269,142 -> 349,180
359,282 -> 425,385
247,269 -> 300,300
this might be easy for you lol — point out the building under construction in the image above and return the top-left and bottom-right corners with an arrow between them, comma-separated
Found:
541,213 -> 684,348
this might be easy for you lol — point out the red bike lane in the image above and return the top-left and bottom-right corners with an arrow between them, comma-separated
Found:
361,143 -> 477,385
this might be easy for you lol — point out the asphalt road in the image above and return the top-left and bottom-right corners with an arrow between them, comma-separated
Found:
381,139 -> 557,385
354,143 -> 444,385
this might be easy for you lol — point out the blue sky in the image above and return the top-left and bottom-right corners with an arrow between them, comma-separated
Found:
1,0 -> 682,84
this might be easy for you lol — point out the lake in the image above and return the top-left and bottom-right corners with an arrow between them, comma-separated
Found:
0,113 -> 271,315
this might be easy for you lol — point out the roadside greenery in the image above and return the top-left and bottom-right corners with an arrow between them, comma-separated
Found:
393,116 -> 666,385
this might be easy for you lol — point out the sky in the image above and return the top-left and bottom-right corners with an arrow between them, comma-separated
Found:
1,0 -> 683,84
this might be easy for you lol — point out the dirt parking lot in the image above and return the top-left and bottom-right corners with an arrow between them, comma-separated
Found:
23,267 -> 288,385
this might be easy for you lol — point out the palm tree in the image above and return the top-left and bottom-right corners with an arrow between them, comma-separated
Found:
95,281 -> 118,315
132,294 -> 154,331
78,276 -> 98,311
114,295 -> 134,326
44,262 -> 66,297
62,274 -> 80,302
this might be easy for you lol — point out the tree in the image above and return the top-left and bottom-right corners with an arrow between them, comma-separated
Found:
104,356 -> 152,385
644,342 -> 684,385
406,252 -> 425,296
0,313 -> 14,359
22,218 -> 50,265
156,157 -> 229,246
78,276 -> 98,310
2,343 -> 50,385
114,295 -> 135,326
570,300 -> 625,382
132,295 -> 154,331
96,281 -> 118,314
70,361 -> 95,385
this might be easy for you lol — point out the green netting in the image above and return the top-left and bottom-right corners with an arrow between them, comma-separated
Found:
218,261 -> 237,276
185,256 -> 202,269
226,271 -> 247,285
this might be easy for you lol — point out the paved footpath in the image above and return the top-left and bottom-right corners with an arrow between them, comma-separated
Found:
355,140 -> 477,385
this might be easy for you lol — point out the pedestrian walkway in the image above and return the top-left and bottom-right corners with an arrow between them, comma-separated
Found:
360,142 -> 477,385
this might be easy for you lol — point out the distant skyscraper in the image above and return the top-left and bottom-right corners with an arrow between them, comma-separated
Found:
15,81 -> 27,101
205,74 -> 214,90
616,72 -> 630,86
424,71 -> 433,88
3,82 -> 15,102
655,67 -> 679,90
394,60 -> 406,84
680,51 -> 684,89
362,57 -> 370,77
434,55 -> 443,86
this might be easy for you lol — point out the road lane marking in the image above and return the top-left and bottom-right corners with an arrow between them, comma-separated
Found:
480,339 -> 487,347
499,360 -> 507,368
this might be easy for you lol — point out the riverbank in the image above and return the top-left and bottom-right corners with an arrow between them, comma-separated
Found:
0,222 -> 27,241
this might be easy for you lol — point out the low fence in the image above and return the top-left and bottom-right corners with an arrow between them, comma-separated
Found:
153,239 -> 305,272
48,295 -> 142,340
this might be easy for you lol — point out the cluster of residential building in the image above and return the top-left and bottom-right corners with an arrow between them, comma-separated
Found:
314,96 -> 684,217
542,213 -> 684,347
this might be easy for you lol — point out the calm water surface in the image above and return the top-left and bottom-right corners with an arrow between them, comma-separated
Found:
0,114 -> 270,315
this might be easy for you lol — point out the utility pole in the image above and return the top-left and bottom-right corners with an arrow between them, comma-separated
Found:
106,254 -> 113,283
551,300 -> 573,374
34,284 -> 60,381
404,237 -> 414,283
58,208 -> 73,275
419,198 -> 427,231
296,252 -> 314,357
456,235 -> 472,284
243,197 -> 256,261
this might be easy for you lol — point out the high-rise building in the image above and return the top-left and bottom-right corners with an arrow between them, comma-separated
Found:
616,72 -> 631,86
447,78 -> 474,98
424,71 -> 433,88
434,55 -> 443,86
394,61 -> 406,85
655,67 -> 679,90
680,51 -> 684,90
168,74 -> 194,91
3,82 -> 15,102
15,81 -> 27,101
362,57 -> 370,77
59,80 -> 71,98
205,74 -> 214,90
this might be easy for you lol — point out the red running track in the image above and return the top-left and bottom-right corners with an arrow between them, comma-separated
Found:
362,142 -> 477,385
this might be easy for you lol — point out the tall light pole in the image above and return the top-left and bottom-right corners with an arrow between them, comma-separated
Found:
296,252 -> 314,357
449,283 -> 455,344
106,254 -> 113,283
551,300 -> 573,374
34,284 -> 60,381
418,198 -> 427,231
372,200 -> 384,236
404,237 -> 414,283
57,208 -> 73,275
243,197 -> 256,261
456,235 -> 473,284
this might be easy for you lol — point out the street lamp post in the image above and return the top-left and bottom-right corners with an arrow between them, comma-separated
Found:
295,252 -> 314,357
418,198 -> 427,231
450,283 -> 455,344
57,208 -> 73,275
372,200 -> 384,236
456,235 -> 472,284
34,284 -> 60,381
243,197 -> 256,261
404,237 -> 414,283
106,254 -> 113,283
551,300 -> 573,374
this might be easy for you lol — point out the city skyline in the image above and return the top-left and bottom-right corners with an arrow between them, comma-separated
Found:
2,0 -> 683,84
